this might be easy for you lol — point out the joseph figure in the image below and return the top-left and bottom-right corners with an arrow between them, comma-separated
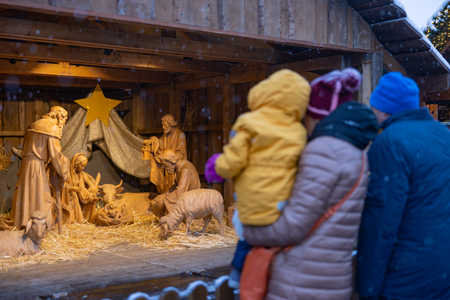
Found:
160,149 -> 201,213
143,114 -> 187,194
6,106 -> 70,228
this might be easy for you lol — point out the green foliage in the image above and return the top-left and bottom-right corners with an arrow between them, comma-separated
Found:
424,1 -> 450,52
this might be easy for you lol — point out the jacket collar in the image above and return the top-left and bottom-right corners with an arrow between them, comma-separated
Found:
310,102 -> 378,150
381,108 -> 434,129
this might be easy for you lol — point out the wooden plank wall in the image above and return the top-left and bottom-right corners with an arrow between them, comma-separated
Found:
4,0 -> 374,51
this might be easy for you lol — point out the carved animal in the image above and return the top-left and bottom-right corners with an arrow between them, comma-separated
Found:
98,180 -> 124,204
0,211 -> 48,256
159,189 -> 224,237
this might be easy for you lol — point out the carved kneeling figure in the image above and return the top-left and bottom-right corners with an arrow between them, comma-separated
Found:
0,211 -> 48,256
159,189 -> 224,237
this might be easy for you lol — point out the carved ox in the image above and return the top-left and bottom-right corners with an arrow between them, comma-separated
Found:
98,180 -> 124,204
98,180 -> 151,215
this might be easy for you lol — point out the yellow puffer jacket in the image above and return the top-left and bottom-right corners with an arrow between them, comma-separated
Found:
215,69 -> 311,225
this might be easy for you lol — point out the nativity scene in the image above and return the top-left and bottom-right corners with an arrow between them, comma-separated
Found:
0,85 -> 233,271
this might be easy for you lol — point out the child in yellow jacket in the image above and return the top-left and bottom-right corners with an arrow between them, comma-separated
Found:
212,69 -> 311,225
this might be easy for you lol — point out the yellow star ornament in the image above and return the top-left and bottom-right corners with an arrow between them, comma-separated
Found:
75,84 -> 122,127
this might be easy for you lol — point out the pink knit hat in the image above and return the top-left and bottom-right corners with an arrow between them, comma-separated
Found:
307,68 -> 362,120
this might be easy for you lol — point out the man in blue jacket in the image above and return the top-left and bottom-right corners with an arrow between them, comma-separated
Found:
356,72 -> 450,300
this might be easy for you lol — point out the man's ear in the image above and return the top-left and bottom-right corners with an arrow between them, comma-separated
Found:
26,219 -> 32,234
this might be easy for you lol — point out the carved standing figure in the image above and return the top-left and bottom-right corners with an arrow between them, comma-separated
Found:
62,153 -> 101,224
159,189 -> 224,237
5,106 -> 70,229
143,114 -> 187,194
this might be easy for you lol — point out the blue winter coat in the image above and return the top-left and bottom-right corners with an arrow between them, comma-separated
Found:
356,108 -> 450,300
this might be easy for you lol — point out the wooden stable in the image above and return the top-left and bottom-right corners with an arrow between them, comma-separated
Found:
0,0 -> 449,299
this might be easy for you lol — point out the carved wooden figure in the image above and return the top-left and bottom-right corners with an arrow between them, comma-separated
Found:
159,189 -> 224,237
159,149 -> 201,212
142,114 -> 187,194
5,106 -> 70,229
0,211 -> 48,256
62,153 -> 102,224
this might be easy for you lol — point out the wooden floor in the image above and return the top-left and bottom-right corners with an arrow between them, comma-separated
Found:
0,245 -> 235,300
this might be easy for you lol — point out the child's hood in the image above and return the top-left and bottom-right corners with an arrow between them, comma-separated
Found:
247,69 -> 311,121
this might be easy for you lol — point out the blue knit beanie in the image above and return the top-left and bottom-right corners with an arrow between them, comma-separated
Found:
370,72 -> 420,115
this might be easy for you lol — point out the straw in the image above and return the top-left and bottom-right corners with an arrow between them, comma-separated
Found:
0,213 -> 237,272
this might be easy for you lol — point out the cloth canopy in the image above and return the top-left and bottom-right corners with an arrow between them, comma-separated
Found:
60,108 -> 150,179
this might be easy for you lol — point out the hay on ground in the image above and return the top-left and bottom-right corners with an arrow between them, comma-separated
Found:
0,213 -> 238,272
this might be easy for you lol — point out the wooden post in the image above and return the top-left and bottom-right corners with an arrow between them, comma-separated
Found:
222,81 -> 234,213
0,99 -> 3,147
35,98 -> 43,121
360,60 -> 371,106
169,85 -> 180,123
359,52 -> 383,105
18,99 -> 25,146
132,94 -> 145,135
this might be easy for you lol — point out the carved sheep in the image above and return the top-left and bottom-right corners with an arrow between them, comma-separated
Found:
159,189 -> 224,237
0,211 -> 48,257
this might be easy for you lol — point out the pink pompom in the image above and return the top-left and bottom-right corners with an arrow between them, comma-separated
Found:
339,68 -> 362,102
205,153 -> 225,184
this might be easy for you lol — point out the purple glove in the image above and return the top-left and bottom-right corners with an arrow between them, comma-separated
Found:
205,153 -> 225,184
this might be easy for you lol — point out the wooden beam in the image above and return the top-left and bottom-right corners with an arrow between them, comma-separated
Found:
0,40 -> 229,74
0,131 -> 24,137
175,75 -> 227,91
138,124 -> 224,135
0,90 -> 88,101
0,17 -> 285,64
140,84 -> 174,96
0,74 -> 138,89
177,31 -> 209,42
381,49 -> 408,76
0,60 -> 174,84
0,1 -> 372,53
415,74 -> 450,93
422,89 -> 450,102
229,69 -> 268,84
270,56 -> 345,74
